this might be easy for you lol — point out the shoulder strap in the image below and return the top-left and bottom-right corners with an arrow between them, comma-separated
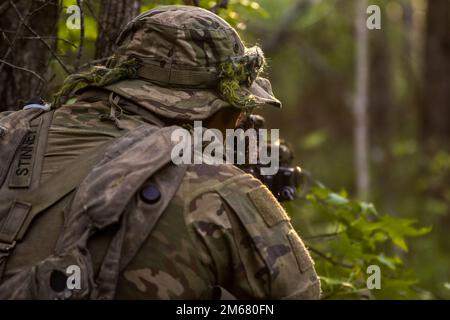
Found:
0,124 -> 186,299
0,109 -> 43,187
0,140 -> 111,280
0,108 -> 47,279
216,178 -> 319,299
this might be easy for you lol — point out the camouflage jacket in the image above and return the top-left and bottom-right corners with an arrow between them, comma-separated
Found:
0,89 -> 320,299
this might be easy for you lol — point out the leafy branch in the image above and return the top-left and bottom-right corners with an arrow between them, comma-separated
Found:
287,181 -> 430,299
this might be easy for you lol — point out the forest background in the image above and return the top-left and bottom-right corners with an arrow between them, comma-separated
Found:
0,0 -> 449,299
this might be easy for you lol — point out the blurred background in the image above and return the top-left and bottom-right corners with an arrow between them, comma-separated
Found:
0,0 -> 449,299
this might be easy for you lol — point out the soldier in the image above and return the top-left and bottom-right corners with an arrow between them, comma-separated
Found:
0,5 -> 320,299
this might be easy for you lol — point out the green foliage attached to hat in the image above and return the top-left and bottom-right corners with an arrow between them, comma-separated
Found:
218,46 -> 265,109
52,58 -> 140,108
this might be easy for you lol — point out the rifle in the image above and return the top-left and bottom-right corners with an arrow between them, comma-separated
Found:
235,114 -> 305,202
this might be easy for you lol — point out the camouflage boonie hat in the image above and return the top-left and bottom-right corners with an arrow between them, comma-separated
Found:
105,5 -> 281,120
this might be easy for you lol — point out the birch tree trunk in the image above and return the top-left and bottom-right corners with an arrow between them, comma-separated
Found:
353,0 -> 370,199
94,0 -> 141,59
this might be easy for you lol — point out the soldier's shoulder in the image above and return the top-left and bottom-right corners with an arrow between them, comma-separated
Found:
0,111 -> 15,120
51,98 -> 109,129
179,163 -> 290,229
182,163 -> 261,195
179,163 -> 262,227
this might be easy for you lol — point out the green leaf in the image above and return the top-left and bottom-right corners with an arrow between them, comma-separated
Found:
378,215 -> 432,252
360,202 -> 378,216
319,276 -> 356,290
326,192 -> 349,206
301,130 -> 328,150
376,254 -> 402,270
65,97 -> 77,105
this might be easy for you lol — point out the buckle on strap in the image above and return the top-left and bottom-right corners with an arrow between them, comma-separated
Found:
0,201 -> 31,249
0,240 -> 16,269
0,240 -> 16,254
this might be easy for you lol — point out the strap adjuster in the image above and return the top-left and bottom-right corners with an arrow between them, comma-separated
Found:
0,240 -> 16,254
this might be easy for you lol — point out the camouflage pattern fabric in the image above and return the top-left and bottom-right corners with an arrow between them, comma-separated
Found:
0,5 -> 320,299
105,5 -> 281,120
115,163 -> 320,299
106,77 -> 278,121
1,90 -> 320,299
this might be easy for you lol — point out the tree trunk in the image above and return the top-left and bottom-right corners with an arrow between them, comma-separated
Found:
0,0 -> 59,111
421,0 -> 450,152
369,30 -> 392,145
94,0 -> 141,59
369,15 -> 393,208
353,0 -> 370,200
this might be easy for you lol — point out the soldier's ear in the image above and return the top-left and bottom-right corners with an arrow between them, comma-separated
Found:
204,108 -> 242,133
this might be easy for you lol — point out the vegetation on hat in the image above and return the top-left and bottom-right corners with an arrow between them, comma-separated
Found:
52,58 -> 140,108
218,46 -> 265,109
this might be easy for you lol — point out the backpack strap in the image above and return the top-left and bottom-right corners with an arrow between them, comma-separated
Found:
0,109 -> 43,187
0,108 -> 48,279
0,140 -> 111,280
0,124 -> 186,299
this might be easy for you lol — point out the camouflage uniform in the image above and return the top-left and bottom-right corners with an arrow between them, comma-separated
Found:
0,5 -> 320,299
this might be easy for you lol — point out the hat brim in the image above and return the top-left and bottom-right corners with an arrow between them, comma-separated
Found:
104,77 -> 281,120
